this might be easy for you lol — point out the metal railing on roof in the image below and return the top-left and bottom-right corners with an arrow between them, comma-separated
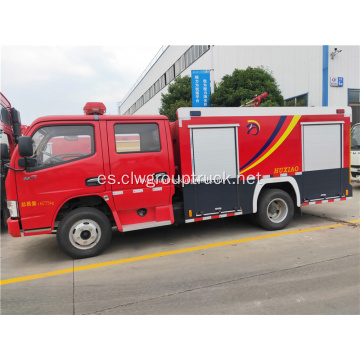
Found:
117,45 -> 169,111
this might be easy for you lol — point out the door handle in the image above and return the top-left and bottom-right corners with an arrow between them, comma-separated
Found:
85,177 -> 102,186
153,172 -> 168,181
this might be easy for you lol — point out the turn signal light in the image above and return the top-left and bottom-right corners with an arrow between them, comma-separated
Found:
83,102 -> 106,115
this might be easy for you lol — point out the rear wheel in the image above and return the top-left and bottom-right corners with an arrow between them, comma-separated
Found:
256,189 -> 294,230
57,207 -> 112,259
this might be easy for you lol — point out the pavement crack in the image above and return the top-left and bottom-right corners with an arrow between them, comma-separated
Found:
82,252 -> 359,315
302,212 -> 360,227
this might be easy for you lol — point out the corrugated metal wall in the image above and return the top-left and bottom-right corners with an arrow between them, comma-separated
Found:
119,45 -> 360,116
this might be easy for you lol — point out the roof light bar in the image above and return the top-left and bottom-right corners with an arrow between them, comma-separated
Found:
83,102 -> 106,115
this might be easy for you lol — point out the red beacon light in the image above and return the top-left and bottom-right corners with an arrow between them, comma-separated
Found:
83,102 -> 106,115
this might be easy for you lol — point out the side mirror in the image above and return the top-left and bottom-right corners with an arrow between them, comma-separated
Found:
10,108 -> 22,142
0,143 -> 10,159
18,136 -> 33,157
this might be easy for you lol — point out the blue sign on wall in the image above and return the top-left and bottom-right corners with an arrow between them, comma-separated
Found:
191,70 -> 211,107
330,76 -> 344,87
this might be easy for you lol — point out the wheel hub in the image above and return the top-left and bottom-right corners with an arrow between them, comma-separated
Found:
69,219 -> 102,249
266,198 -> 288,223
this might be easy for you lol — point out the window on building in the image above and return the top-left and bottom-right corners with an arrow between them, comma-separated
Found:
124,45 -> 210,115
114,123 -> 161,153
154,79 -> 160,94
159,74 -> 166,89
165,66 -> 175,85
349,89 -> 360,104
285,93 -> 308,106
349,89 -> 360,125
144,89 -> 150,103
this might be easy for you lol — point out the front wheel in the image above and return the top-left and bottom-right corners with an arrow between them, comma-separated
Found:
256,189 -> 294,231
57,207 -> 112,259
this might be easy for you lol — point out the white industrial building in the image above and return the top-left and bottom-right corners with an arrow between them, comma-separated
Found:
118,45 -> 360,124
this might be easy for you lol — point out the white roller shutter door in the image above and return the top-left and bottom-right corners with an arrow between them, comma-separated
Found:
192,127 -> 237,179
303,124 -> 342,171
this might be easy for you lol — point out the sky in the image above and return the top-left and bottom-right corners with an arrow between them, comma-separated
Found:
1,46 -> 162,125
0,1 -> 353,127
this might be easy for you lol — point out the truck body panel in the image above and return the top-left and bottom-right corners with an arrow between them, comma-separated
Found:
173,107 -> 352,222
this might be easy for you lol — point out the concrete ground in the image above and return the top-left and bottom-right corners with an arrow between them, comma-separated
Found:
1,181 -> 359,315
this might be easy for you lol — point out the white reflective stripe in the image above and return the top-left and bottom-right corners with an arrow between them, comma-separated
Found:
202,216 -> 212,221
262,175 -> 271,178
133,189 -> 143,193
280,173 -> 288,177
295,172 -> 302,175
219,214 -> 228,218
234,211 -> 243,216
322,200 -> 328,203
152,187 -> 163,191
334,198 -> 340,202
300,121 -> 344,125
188,124 -> 239,128
112,191 -> 123,195
186,219 -> 195,223
178,116 -> 191,127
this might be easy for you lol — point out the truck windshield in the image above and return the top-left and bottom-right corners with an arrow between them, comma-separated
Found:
351,125 -> 360,149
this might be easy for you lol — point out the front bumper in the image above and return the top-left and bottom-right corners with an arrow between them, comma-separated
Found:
7,218 -> 21,237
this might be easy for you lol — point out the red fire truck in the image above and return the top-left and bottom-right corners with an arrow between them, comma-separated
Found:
2,102 -> 352,258
0,92 -> 24,227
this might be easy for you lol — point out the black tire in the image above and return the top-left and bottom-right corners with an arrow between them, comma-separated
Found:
57,207 -> 112,259
256,189 -> 294,231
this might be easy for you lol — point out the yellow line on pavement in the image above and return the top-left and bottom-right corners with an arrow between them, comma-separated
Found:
1,219 -> 359,285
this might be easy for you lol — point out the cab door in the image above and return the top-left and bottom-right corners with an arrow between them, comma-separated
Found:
107,120 -> 173,228
15,122 -> 105,232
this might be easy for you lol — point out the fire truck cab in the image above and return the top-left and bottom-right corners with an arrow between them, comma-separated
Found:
3,102 -> 353,259
0,92 -> 23,227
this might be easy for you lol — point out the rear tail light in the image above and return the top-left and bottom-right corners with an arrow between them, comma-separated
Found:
7,201 -> 19,218
336,109 -> 345,114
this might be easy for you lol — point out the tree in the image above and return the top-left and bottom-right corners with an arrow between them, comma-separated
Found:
210,67 -> 284,107
159,76 -> 192,121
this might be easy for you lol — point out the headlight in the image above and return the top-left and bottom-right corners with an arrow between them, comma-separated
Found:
7,201 -> 19,218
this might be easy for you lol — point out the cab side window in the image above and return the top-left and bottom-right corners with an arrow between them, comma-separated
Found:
114,123 -> 161,154
30,125 -> 95,169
